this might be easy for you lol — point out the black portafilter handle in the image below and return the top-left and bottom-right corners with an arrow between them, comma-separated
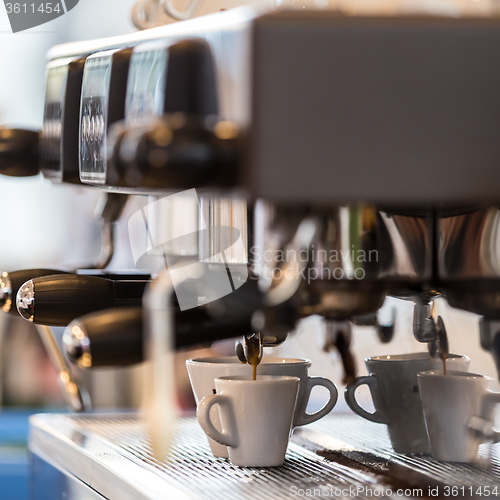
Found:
16,274 -> 150,327
0,269 -> 69,314
63,305 -> 255,368
0,128 -> 39,177
64,307 -> 144,367
0,269 -> 151,315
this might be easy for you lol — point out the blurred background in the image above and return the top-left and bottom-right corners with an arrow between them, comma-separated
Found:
0,2 -> 143,498
0,1 -> 498,498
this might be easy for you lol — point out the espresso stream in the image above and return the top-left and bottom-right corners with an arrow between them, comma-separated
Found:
244,335 -> 261,380
437,321 -> 449,376
247,345 -> 260,381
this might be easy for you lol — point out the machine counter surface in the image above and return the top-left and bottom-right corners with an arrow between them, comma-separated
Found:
29,413 -> 500,499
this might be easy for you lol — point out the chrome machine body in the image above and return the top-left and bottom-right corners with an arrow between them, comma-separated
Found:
19,2 -> 500,499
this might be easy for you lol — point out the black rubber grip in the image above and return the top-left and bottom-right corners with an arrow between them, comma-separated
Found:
66,307 -> 144,367
5,269 -> 69,314
29,274 -> 148,326
65,305 -> 255,367
4,269 -> 150,315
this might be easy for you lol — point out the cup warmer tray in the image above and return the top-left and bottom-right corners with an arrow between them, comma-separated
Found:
28,413 -> 500,499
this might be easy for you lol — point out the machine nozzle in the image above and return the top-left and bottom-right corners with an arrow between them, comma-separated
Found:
16,279 -> 34,321
63,322 -> 92,368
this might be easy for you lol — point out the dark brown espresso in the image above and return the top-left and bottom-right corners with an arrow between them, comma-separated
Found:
441,352 -> 447,376
437,318 -> 449,376
245,335 -> 261,381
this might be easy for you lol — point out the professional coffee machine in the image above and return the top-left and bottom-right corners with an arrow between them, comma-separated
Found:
4,1 -> 500,498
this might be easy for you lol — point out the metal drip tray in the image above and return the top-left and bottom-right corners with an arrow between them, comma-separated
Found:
29,413 -> 500,500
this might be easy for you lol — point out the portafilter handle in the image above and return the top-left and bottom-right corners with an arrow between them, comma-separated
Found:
64,301 -> 257,368
0,269 -> 151,316
16,274 -> 148,326
0,269 -> 70,314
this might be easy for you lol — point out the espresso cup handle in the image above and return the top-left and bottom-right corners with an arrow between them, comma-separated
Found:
294,377 -> 338,426
480,391 -> 500,421
479,391 -> 500,443
197,395 -> 238,447
344,375 -> 386,424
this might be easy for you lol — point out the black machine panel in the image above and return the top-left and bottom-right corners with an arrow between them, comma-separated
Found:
40,56 -> 87,184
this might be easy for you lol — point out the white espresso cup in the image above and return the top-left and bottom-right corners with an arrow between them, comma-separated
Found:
344,352 -> 469,454
197,375 -> 299,467
418,370 -> 500,462
186,356 -> 338,458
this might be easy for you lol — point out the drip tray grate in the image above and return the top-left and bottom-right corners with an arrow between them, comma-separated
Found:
29,413 -> 500,500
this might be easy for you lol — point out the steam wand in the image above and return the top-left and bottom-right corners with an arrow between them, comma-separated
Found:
9,193 -> 129,411
36,325 -> 91,412
94,193 -> 129,270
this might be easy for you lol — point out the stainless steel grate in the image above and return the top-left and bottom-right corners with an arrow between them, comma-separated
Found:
75,416 -> 402,500
30,413 -> 500,500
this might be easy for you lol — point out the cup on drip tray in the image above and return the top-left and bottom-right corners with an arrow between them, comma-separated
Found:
186,357 -> 338,458
418,370 -> 500,463
344,352 -> 469,454
197,375 -> 300,467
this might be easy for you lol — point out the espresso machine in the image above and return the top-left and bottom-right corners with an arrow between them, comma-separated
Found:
2,0 -> 500,498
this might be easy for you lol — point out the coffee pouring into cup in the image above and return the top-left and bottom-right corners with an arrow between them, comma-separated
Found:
197,374 -> 300,467
345,352 -> 470,454
418,370 -> 500,463
187,356 -> 338,458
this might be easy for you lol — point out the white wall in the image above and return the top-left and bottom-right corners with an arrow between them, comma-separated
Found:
0,0 -> 140,271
